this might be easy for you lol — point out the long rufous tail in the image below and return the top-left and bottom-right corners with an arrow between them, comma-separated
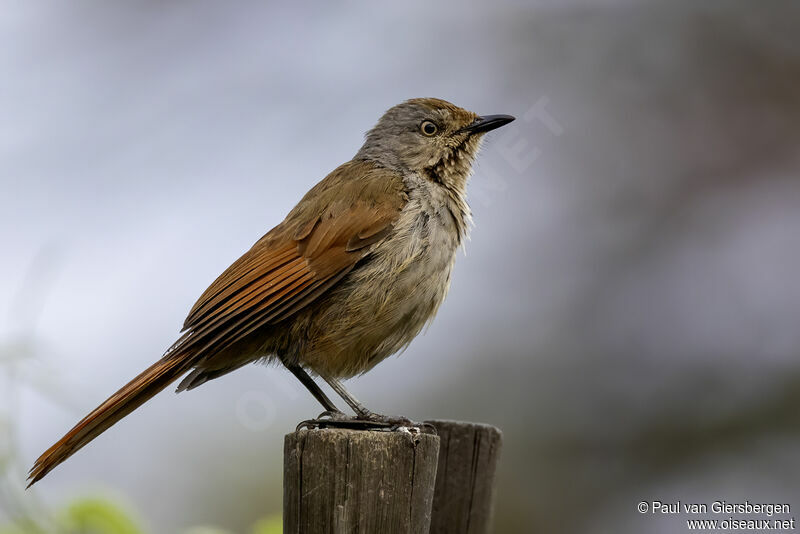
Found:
27,356 -> 193,487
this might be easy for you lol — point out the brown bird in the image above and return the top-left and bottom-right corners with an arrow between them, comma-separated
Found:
28,97 -> 514,486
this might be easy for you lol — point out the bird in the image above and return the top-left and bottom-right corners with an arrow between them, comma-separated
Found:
27,97 -> 514,486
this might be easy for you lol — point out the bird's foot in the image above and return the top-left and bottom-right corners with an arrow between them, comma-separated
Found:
296,411 -> 436,434
361,412 -> 438,435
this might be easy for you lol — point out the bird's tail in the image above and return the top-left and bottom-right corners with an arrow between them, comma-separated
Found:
27,356 -> 193,487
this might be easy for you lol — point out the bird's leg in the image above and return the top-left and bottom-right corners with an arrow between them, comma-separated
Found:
281,361 -> 342,416
320,375 -> 376,420
286,366 -> 435,434
318,375 -> 436,434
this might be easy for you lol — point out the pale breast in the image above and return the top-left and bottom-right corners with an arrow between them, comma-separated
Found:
297,175 -> 467,378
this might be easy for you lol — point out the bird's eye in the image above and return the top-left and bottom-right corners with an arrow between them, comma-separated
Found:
420,120 -> 438,136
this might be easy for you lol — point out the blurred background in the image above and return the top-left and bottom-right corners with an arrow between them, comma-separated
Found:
3,1 -> 800,532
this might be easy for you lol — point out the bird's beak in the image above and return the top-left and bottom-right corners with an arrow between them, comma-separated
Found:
458,114 -> 515,135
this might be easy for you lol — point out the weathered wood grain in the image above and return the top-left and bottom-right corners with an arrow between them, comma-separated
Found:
425,420 -> 503,534
284,428 -> 440,533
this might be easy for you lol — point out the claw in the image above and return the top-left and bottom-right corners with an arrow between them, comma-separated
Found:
295,414 -> 437,434
317,410 -> 348,420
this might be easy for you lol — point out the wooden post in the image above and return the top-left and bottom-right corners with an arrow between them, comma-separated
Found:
284,428 -> 440,533
425,420 -> 503,534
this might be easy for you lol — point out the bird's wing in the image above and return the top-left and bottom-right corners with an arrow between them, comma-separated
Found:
173,160 -> 407,358
27,161 -> 406,487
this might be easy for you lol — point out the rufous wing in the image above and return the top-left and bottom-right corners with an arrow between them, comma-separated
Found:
176,160 -> 407,359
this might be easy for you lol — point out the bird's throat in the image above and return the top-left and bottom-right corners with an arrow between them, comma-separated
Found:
422,137 -> 478,195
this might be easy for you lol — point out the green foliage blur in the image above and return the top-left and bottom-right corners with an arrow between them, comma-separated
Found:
0,496 -> 281,534
0,289 -> 281,534
0,497 -> 281,534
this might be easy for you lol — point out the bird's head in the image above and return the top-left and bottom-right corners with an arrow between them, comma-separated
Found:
357,98 -> 514,193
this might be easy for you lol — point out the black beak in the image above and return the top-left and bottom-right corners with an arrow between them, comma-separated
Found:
459,114 -> 515,135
